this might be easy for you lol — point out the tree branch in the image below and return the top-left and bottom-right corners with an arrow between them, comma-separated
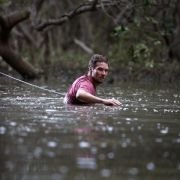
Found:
17,25 -> 38,48
74,38 -> 94,54
5,9 -> 30,30
0,15 -> 7,29
31,0 -> 45,26
35,0 -> 120,31
0,15 -> 10,40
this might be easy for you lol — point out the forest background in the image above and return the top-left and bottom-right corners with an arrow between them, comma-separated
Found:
0,0 -> 179,83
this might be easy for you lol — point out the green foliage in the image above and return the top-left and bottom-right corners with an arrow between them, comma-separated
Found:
50,48 -> 89,72
0,0 -> 9,5
109,21 -> 164,71
0,0 -> 178,81
113,25 -> 129,37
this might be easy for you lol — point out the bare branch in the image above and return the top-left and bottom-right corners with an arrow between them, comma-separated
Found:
17,25 -> 38,48
74,38 -> 94,55
0,15 -> 7,29
114,2 -> 133,24
0,15 -> 10,40
31,0 -> 45,26
92,0 -> 99,9
35,0 -> 121,31
5,9 -> 30,30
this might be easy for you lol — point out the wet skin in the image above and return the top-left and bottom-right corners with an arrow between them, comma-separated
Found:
90,62 -> 109,85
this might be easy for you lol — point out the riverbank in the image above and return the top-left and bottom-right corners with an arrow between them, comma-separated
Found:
1,57 -> 180,85
50,60 -> 180,85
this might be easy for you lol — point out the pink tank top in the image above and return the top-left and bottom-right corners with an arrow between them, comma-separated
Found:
64,75 -> 96,104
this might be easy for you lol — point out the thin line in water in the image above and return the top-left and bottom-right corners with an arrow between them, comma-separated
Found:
0,71 -> 65,96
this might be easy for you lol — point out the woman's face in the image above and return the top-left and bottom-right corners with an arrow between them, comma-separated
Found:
91,62 -> 109,84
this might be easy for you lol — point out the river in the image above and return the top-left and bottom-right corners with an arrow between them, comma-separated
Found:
0,75 -> 180,180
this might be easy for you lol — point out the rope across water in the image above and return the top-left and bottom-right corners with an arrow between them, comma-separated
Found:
0,71 -> 65,96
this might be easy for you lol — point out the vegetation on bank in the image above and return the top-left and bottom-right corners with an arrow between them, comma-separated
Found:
0,0 -> 180,83
49,48 -> 180,83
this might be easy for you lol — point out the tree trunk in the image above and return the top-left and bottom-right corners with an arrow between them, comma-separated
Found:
168,0 -> 180,62
0,10 -> 39,79
0,43 -> 38,79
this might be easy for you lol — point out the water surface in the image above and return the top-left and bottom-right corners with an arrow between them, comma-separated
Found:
0,76 -> 180,180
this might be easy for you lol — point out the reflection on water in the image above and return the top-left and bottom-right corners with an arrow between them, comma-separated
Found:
0,76 -> 180,180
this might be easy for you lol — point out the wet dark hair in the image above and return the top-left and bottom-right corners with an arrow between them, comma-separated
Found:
88,54 -> 108,69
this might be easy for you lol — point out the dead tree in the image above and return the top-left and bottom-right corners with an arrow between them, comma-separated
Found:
0,10 -> 39,79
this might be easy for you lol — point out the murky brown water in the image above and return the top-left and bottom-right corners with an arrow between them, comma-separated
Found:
0,75 -> 180,180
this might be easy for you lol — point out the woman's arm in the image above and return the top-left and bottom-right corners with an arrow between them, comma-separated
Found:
76,89 -> 121,106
